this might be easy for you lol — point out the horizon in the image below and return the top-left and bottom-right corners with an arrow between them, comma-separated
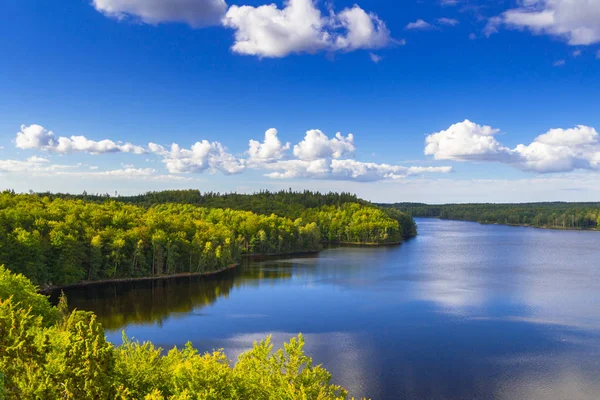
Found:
2,0 -> 600,203
6,187 -> 600,206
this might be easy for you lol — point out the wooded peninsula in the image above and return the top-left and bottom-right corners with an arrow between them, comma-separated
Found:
0,190 -> 415,288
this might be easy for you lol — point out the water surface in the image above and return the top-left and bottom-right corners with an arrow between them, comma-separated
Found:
58,219 -> 600,400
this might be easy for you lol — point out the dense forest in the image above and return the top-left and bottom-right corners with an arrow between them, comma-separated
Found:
382,202 -> 600,230
42,189 -> 417,238
41,189 -> 367,217
0,266 -> 354,399
0,191 -> 414,287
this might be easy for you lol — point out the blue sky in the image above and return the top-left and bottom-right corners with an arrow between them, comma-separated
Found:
1,0 -> 600,203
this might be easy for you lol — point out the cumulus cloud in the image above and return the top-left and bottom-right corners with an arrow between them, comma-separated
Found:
266,159 -> 452,182
425,120 -> 600,173
405,19 -> 434,30
222,0 -> 391,57
149,141 -> 245,174
333,5 -> 392,52
248,128 -> 290,163
489,0 -> 600,45
13,123 -> 451,182
264,158 -> 451,181
293,130 -> 355,160
16,124 -> 146,155
92,0 -> 227,27
425,120 -> 509,162
260,129 -> 452,182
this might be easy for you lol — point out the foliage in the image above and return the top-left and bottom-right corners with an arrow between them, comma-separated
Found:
0,267 -> 356,400
302,203 -> 403,244
0,265 -> 59,325
382,202 -> 600,230
0,191 -> 413,286
42,189 -> 367,218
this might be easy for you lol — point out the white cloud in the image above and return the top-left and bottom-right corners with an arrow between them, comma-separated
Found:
264,158 -> 452,181
597,49 -> 600,59
92,0 -> 227,27
248,128 -> 290,163
16,124 -> 146,155
0,159 -> 77,174
438,17 -> 459,26
405,19 -> 434,30
369,52 -> 382,63
222,0 -> 391,58
330,160 -> 452,181
293,130 -> 355,160
425,120 -> 509,162
425,120 -> 600,173
27,156 -> 50,163
492,0 -> 600,45
333,5 -> 391,52
12,123 -> 452,182
553,59 -> 566,66
149,140 -> 245,174
572,49 -> 582,56
258,129 -> 451,181
264,159 -> 331,179
483,16 -> 502,37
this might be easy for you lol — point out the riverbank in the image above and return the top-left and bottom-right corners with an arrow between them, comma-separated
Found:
38,263 -> 240,294
38,241 -> 406,294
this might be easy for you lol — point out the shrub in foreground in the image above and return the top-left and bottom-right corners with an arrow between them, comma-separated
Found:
0,265 -> 354,399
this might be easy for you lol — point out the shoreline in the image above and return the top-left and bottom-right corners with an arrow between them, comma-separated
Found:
39,263 -> 240,294
416,216 -> 600,232
39,241 -> 406,294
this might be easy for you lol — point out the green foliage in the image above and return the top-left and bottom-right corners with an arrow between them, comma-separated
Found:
0,191 -> 412,287
0,265 -> 59,325
302,204 -> 403,244
0,267 -> 358,400
384,202 -> 600,230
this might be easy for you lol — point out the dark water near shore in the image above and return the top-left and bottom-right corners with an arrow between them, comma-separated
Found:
56,219 -> 600,400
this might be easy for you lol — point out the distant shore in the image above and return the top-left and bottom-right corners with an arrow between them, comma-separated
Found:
417,216 -> 600,232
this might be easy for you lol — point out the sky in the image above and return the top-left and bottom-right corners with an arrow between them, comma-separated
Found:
1,0 -> 600,203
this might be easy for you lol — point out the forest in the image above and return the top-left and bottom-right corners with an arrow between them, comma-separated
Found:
0,191 -> 414,287
0,265 -> 354,399
382,202 -> 600,230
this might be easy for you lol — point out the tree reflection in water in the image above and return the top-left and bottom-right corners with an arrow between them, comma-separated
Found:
50,262 -> 295,331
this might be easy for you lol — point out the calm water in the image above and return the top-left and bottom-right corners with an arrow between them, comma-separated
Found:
56,219 -> 600,400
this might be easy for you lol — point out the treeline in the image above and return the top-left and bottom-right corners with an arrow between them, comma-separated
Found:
382,202 -> 600,230
41,189 -> 368,218
0,266 -> 354,399
0,192 -> 411,286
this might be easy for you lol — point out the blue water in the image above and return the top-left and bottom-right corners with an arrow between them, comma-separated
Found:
61,218 -> 600,399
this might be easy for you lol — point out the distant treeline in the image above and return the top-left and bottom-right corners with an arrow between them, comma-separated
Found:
0,191 -> 415,287
381,202 -> 600,230
41,189 -> 367,218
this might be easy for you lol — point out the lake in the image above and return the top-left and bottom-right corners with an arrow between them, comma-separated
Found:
55,218 -> 600,400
